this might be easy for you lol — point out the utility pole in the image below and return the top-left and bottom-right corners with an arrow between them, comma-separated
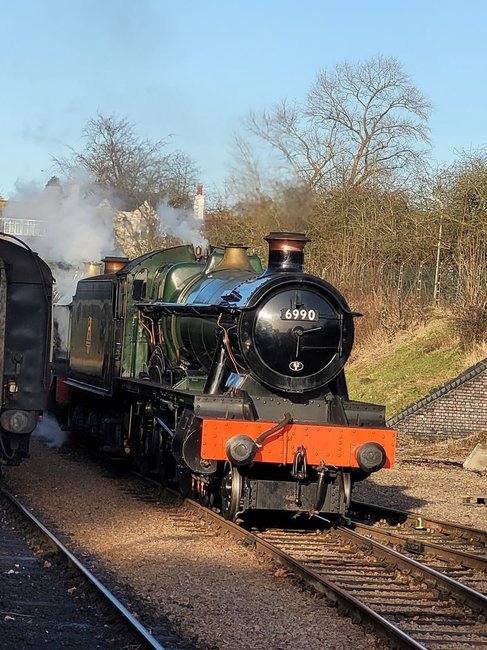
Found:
429,196 -> 444,307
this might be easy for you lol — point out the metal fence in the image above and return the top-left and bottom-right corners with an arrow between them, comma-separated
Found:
316,263 -> 487,306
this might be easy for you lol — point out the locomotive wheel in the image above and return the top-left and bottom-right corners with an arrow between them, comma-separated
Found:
177,467 -> 193,497
136,417 -> 160,476
200,488 -> 215,509
136,440 -> 150,475
341,470 -> 352,509
220,463 -> 243,521
158,430 -> 175,487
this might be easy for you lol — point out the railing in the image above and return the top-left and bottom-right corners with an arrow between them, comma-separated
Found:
0,218 -> 46,237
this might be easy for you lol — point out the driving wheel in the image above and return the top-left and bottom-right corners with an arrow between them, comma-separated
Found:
220,463 -> 243,521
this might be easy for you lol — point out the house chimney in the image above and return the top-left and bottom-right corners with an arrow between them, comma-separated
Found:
194,184 -> 205,220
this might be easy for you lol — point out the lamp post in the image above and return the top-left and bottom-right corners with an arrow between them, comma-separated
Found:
429,196 -> 444,307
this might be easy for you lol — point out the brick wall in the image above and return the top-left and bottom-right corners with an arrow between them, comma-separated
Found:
387,360 -> 487,440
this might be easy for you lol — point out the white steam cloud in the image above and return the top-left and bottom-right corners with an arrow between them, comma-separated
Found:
32,412 -> 67,448
4,176 -> 208,302
157,201 -> 208,249
5,174 -> 119,303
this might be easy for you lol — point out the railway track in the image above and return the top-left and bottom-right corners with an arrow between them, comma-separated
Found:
350,500 -> 487,547
349,500 -> 487,594
183,497 -> 487,650
5,444 -> 485,650
0,484 -> 168,650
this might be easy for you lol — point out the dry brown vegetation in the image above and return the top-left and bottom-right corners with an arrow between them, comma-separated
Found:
349,310 -> 451,366
397,430 -> 487,463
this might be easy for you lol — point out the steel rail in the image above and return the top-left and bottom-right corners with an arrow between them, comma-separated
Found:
336,525 -> 487,612
350,519 -> 487,571
351,500 -> 487,544
0,484 -> 165,650
182,497 -> 427,650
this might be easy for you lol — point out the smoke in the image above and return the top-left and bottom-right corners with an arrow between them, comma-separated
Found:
157,201 -> 208,249
4,173 -> 119,303
32,412 -> 68,448
4,176 -> 209,301
53,304 -> 71,359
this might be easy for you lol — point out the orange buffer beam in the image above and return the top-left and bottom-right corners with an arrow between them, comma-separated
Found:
201,420 -> 396,468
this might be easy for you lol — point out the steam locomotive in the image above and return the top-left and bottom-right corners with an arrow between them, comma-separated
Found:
0,234 -> 53,466
55,232 -> 396,520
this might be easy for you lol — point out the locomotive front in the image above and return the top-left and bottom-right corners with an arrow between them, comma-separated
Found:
138,232 -> 396,520
166,233 -> 355,394
232,232 -> 356,394
62,231 -> 395,520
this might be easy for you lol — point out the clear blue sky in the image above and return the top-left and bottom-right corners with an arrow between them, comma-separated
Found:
1,0 -> 486,199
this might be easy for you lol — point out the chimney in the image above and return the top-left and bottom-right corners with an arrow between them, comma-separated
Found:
263,232 -> 310,273
102,256 -> 129,274
194,184 -> 205,220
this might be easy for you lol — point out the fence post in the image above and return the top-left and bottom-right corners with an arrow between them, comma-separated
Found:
396,263 -> 404,298
417,262 -> 424,304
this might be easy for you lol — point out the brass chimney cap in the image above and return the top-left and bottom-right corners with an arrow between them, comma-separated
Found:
102,256 -> 129,274
214,244 -> 254,272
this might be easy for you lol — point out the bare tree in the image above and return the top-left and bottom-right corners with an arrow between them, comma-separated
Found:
55,114 -> 198,210
245,101 -> 337,191
163,150 -> 200,208
227,135 -> 267,201
244,56 -> 431,191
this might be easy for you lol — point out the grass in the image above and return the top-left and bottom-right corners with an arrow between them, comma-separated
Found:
346,321 -> 468,418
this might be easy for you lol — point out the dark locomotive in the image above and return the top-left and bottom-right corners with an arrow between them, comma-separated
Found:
55,232 -> 396,520
0,234 -> 53,465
